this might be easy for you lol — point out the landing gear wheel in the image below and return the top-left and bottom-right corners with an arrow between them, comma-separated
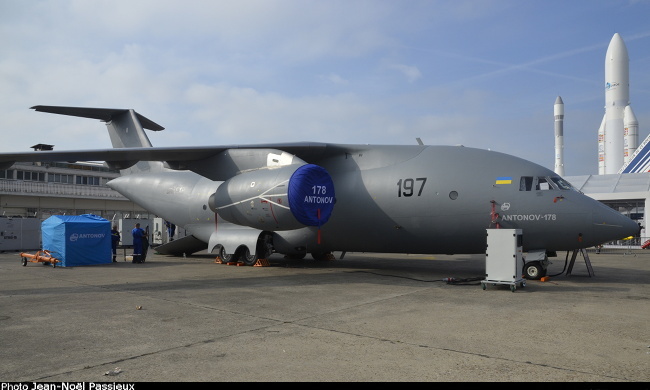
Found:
219,246 -> 232,263
237,247 -> 257,266
524,261 -> 545,280
22,257 -> 27,266
256,234 -> 273,260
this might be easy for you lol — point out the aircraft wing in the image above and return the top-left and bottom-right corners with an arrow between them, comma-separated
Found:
8,105 -> 399,180
0,143 -> 357,180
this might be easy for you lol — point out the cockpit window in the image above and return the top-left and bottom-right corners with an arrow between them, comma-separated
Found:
519,176 -> 574,191
519,176 -> 533,191
550,176 -> 576,191
536,177 -> 551,190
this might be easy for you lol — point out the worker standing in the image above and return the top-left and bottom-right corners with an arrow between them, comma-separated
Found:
131,223 -> 145,263
111,225 -> 120,262
165,220 -> 176,242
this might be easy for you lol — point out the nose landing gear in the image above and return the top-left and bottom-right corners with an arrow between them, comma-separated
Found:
523,261 -> 547,280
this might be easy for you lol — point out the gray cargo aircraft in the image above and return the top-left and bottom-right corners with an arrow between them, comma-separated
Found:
0,106 -> 639,279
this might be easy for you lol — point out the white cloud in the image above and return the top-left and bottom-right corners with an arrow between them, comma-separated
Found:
1,0 -> 649,177
388,64 -> 422,83
324,73 -> 349,85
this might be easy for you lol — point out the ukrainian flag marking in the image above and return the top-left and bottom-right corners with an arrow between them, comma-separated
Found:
495,177 -> 512,185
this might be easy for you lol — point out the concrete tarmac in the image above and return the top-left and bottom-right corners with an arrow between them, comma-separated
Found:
0,248 -> 648,382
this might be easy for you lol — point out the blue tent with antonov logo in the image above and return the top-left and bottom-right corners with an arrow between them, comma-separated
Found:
41,214 -> 112,267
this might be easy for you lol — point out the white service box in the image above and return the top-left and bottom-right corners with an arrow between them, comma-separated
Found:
152,217 -> 166,245
483,229 -> 525,291
151,218 -> 187,245
0,217 -> 41,251
118,218 -> 153,246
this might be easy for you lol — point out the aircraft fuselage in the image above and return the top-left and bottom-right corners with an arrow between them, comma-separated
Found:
108,144 -> 638,257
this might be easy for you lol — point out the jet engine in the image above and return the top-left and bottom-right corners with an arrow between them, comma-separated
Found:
209,163 -> 335,231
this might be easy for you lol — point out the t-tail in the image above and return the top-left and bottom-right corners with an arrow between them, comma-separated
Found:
31,105 -> 165,175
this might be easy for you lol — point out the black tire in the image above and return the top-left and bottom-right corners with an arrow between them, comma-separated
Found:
236,246 -> 257,266
524,262 -> 544,280
22,257 -> 27,266
219,246 -> 233,262
256,234 -> 273,260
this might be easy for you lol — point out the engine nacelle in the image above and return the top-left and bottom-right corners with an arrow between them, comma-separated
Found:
209,164 -> 335,231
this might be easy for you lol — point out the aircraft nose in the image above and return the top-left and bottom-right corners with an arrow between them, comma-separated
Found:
591,204 -> 640,244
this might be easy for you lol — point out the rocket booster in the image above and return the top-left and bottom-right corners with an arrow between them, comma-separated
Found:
598,33 -> 638,175
624,105 -> 638,160
554,96 -> 564,176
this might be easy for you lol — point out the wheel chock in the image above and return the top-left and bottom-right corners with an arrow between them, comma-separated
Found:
253,258 -> 270,267
540,276 -> 550,282
216,258 -> 270,267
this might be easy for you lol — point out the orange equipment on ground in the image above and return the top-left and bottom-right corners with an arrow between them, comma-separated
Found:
214,256 -> 270,267
20,250 -> 60,267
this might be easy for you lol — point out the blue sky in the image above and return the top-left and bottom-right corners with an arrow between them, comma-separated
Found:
1,0 -> 649,176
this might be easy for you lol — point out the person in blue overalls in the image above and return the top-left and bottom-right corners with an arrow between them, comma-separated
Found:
165,220 -> 176,242
111,225 -> 121,262
132,223 -> 145,263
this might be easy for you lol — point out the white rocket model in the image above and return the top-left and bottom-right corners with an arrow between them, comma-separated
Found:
597,33 -> 638,175
554,96 -> 564,176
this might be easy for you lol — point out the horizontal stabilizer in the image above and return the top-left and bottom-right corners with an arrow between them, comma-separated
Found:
31,105 -> 165,131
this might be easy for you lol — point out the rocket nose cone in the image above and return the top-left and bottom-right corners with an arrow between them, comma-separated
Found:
609,33 -> 625,47
607,33 -> 629,58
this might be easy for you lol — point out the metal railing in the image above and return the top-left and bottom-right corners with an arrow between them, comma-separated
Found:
0,180 -> 127,199
585,237 -> 650,255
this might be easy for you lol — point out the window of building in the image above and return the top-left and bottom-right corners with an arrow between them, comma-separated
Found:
48,173 -> 73,184
17,170 -> 45,182
76,175 -> 100,186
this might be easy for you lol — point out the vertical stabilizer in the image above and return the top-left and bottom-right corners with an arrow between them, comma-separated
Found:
103,109 -> 165,174
106,109 -> 154,149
